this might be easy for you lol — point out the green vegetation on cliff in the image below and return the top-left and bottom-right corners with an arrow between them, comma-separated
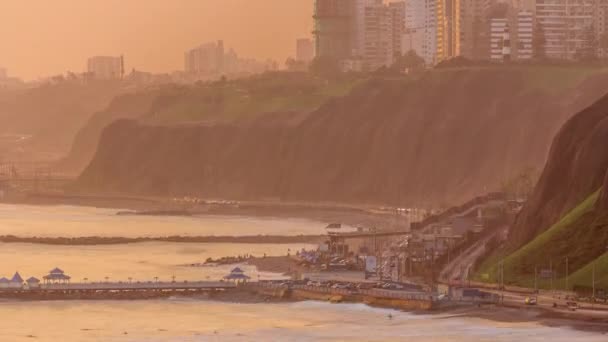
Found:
476,191 -> 606,287
141,72 -> 365,125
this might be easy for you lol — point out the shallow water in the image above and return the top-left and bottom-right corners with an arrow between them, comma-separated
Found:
0,242 -> 313,282
0,300 -> 605,342
0,204 -> 605,341
0,204 -> 326,237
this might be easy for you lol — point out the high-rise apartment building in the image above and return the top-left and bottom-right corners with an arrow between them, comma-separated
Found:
460,0 -> 492,60
87,56 -> 124,80
313,0 -> 355,60
353,0 -> 384,57
389,1 -> 407,57
490,18 -> 510,61
437,0 -> 466,63
402,0 -> 438,65
184,41 -> 225,74
361,1 -> 410,70
536,0 -> 594,59
296,38 -> 315,62
514,10 -> 534,60
594,0 -> 608,58
363,2 -> 400,70
403,0 -> 427,58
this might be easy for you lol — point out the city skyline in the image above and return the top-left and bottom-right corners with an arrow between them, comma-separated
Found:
0,0 -> 312,80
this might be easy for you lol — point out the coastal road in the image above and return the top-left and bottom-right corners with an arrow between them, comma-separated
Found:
439,226 -> 507,284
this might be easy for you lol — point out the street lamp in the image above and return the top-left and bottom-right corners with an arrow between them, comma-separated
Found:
592,246 -> 608,301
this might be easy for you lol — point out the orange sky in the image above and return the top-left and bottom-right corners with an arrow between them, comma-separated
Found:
0,0 -> 313,80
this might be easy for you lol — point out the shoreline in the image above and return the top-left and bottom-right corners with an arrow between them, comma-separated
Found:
2,192 -> 410,231
0,235 -> 325,246
0,289 -> 606,334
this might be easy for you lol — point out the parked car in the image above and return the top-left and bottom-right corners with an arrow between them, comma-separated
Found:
524,297 -> 537,305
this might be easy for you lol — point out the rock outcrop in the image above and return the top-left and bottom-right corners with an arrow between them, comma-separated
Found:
510,93 -> 608,248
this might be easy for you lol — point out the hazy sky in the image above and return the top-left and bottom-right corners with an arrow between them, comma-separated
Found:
0,0 -> 312,80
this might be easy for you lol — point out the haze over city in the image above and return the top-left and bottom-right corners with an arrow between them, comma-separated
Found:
2,0 -> 608,340
0,0 -> 312,80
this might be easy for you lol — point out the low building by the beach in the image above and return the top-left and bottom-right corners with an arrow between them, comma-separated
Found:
26,277 -> 41,289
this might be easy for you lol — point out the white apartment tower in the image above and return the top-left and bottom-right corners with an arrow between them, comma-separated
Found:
536,0 -> 594,59
364,2 -> 397,70
403,0 -> 428,62
515,11 -> 534,60
402,0 -> 438,65
490,18 -> 509,61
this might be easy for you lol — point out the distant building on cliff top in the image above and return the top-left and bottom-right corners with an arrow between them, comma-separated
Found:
87,55 -> 124,80
184,40 -> 225,75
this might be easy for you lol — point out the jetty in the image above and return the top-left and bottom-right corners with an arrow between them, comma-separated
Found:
0,281 -> 237,300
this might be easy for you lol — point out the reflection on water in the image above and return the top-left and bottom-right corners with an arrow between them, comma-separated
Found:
0,242 -> 314,282
0,204 -> 325,237
0,300 -> 604,342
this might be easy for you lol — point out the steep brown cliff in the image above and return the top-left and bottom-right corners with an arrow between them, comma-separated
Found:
75,69 -> 608,207
510,93 -> 608,248
599,169 -> 608,210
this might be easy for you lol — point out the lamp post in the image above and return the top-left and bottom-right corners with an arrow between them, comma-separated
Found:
592,246 -> 608,302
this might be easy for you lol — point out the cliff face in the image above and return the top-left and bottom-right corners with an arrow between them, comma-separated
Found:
510,93 -> 608,248
75,69 -> 608,207
600,169 -> 608,210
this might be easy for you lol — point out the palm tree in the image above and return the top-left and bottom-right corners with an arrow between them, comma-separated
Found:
104,276 -> 109,283
128,277 -> 132,284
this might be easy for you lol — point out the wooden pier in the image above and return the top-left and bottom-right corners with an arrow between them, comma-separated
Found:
0,281 -> 237,300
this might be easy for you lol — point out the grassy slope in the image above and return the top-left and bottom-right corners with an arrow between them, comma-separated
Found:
143,73 -> 366,124
138,66 -> 608,125
476,191 -> 608,288
569,252 -> 608,291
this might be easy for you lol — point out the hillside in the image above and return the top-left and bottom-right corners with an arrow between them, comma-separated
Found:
74,67 -> 608,207
61,73 -> 361,172
476,92 -> 608,289
0,81 -> 125,161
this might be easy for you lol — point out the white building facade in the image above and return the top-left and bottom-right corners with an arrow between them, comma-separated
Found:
536,0 -> 594,59
490,18 -> 510,61
515,10 -> 534,60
